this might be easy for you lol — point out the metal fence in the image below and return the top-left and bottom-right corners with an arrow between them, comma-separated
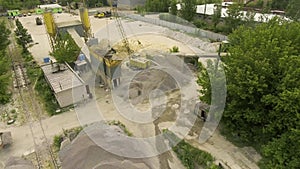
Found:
120,13 -> 228,41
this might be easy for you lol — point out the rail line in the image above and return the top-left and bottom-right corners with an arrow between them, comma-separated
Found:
7,18 -> 58,169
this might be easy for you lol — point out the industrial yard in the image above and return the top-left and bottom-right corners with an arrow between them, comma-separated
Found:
0,6 -> 261,169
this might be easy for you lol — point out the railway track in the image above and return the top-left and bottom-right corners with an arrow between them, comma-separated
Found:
7,18 -> 58,169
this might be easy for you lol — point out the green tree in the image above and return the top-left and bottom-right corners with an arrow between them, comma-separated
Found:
212,3 -> 221,29
0,21 -> 10,51
224,3 -> 243,34
145,0 -> 170,12
0,0 -> 22,10
198,18 -> 300,168
15,19 -> 33,53
50,33 -> 80,70
271,0 -> 290,10
180,0 -> 197,22
0,21 -> 11,104
170,0 -> 178,16
260,129 -> 300,169
286,0 -> 300,21
222,18 -> 300,142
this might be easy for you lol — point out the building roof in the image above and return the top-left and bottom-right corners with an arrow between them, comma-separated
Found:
38,4 -> 62,9
56,20 -> 82,28
41,63 -> 85,93
177,3 -> 291,22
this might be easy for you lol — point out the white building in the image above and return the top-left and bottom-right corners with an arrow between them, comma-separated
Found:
177,2 -> 291,23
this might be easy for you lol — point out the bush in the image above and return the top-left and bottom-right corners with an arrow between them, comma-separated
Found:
53,135 -> 63,150
164,130 -> 218,169
169,46 -> 179,53
192,19 -> 208,29
35,73 -> 59,116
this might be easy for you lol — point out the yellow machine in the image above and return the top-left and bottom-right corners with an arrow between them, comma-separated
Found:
79,7 -> 92,39
43,12 -> 56,49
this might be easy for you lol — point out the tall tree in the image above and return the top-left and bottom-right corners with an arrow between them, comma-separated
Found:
260,129 -> 300,169
50,33 -> 80,70
286,0 -> 300,21
222,18 -> 300,141
170,0 -> 178,16
0,21 -> 11,104
181,0 -> 197,22
224,3 -> 243,34
15,19 -> 33,54
145,0 -> 170,12
198,18 -> 300,168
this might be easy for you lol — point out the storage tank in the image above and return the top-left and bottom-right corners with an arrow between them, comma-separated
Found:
43,12 -> 56,38
79,7 -> 91,38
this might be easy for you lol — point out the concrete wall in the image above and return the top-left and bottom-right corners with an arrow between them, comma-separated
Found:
55,85 -> 88,107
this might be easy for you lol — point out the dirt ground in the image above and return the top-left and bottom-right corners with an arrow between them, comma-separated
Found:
0,10 -> 261,169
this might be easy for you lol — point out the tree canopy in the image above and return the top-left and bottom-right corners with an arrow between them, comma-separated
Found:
15,19 -> 33,54
286,0 -> 300,21
0,0 -> 40,10
198,18 -> 300,168
50,33 -> 80,65
145,0 -> 170,12
0,21 -> 11,104
180,0 -> 197,22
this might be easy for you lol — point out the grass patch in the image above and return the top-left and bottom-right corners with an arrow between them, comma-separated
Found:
35,73 -> 60,116
163,129 -> 219,169
53,126 -> 83,152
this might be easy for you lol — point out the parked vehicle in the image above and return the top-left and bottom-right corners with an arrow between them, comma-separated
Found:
36,17 -> 42,25
94,11 -> 112,18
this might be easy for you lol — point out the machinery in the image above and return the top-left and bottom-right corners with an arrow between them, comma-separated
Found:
94,11 -> 112,18
35,17 -> 42,25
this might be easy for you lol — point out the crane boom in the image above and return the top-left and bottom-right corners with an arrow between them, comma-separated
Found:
111,0 -> 132,55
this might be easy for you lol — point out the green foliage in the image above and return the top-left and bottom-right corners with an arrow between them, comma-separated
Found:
0,21 -> 12,104
173,140 -> 216,168
136,5 -> 146,16
223,3 -> 243,34
259,129 -> 300,169
286,0 -> 300,21
50,33 -> 80,65
198,17 -> 300,168
35,73 -> 59,116
271,0 -> 290,10
162,130 -> 218,168
145,0 -> 170,12
169,46 -> 179,53
180,0 -> 197,22
53,135 -> 64,151
0,21 -> 11,51
15,19 -> 33,54
0,0 -> 39,10
212,3 -> 221,29
170,0 -> 178,16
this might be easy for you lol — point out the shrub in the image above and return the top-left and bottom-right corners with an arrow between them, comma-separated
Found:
169,46 -> 179,53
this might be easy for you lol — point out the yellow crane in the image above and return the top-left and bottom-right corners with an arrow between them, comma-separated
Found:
110,0 -> 133,55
